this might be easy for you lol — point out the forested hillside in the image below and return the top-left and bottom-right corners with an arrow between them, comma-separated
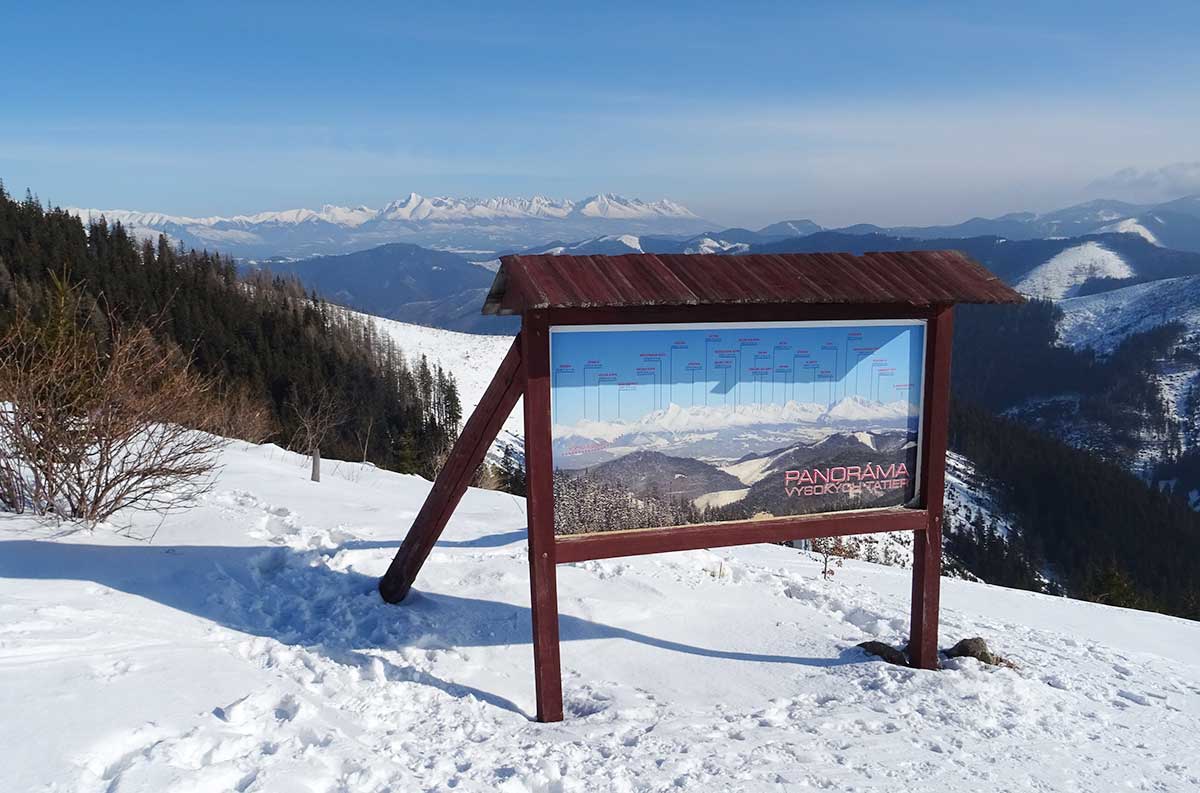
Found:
949,402 -> 1200,617
0,185 -> 459,477
954,301 -> 1181,463
948,300 -> 1200,618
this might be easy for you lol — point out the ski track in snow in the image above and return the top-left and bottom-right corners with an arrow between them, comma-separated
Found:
2,441 -> 1199,792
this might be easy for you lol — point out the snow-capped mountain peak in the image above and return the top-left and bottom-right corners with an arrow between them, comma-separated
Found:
822,394 -> 917,422
574,193 -> 700,220
67,193 -> 708,257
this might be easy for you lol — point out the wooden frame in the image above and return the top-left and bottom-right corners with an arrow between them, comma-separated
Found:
379,302 -> 955,723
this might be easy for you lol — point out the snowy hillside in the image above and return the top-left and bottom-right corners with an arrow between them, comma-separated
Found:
1056,275 -> 1200,464
1096,217 -> 1161,245
1058,275 -> 1200,353
2,439 -> 1198,791
1014,241 -> 1134,299
69,194 -> 711,257
363,314 -> 524,452
526,233 -> 749,257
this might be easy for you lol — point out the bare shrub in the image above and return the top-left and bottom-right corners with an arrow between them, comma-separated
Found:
811,535 -> 862,579
210,384 -> 277,444
0,277 -> 225,525
288,386 -> 344,482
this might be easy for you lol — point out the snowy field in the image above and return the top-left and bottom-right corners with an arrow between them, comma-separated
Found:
2,440 -> 1199,792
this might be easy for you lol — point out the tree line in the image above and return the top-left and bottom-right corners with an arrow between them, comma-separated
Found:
0,183 -> 461,482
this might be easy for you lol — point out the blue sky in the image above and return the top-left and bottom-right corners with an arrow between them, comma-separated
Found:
3,2 -> 1199,226
549,322 -> 924,426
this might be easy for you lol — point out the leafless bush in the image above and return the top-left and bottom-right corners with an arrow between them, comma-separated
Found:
0,279 -> 226,525
210,384 -> 277,444
811,535 -> 862,579
288,386 -> 344,482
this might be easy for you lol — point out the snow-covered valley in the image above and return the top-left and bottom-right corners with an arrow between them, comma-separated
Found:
3,439 -> 1199,792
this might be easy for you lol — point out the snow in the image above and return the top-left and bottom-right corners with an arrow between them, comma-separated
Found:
575,194 -> 699,220
1096,217 -> 1161,245
70,194 -> 698,232
944,453 -> 1016,540
362,314 -> 524,451
554,398 -> 912,446
722,448 -> 791,485
823,394 -> 917,422
1056,276 -> 1200,462
692,487 -> 750,508
1015,241 -> 1135,299
1057,275 -> 1200,352
3,439 -> 1200,791
682,237 -> 749,255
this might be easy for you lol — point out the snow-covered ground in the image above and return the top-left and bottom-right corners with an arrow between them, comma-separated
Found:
1015,241 -> 1134,299
3,440 -> 1199,792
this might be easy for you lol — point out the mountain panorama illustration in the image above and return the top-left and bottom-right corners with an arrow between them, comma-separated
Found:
548,321 -> 926,536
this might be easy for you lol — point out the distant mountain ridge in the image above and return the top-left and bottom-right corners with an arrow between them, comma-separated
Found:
69,193 -> 711,257
243,242 -> 518,335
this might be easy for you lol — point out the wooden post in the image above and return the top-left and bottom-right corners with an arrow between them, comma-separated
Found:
521,311 -> 564,722
378,335 -> 525,604
910,306 -> 954,669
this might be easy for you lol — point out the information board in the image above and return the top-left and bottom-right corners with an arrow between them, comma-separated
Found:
550,320 -> 926,535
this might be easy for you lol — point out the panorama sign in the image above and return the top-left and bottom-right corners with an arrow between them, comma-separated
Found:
380,250 -> 1024,722
549,320 -> 926,536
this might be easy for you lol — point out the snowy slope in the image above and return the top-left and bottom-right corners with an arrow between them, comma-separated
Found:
1056,275 -> 1200,462
2,440 -> 1199,791
1015,241 -> 1134,299
1057,275 -> 1200,352
1096,217 -> 1161,245
363,313 -> 524,451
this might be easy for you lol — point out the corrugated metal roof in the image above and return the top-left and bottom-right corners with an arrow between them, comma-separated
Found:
482,251 -> 1023,315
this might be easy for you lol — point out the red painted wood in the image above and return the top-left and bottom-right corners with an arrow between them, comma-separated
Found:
483,251 -> 1023,315
522,311 -> 565,723
544,303 -> 937,328
910,306 -> 954,669
378,335 -> 525,604
554,508 -> 927,564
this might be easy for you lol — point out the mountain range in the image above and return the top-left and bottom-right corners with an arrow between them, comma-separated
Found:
70,193 -> 711,257
70,191 -> 1200,259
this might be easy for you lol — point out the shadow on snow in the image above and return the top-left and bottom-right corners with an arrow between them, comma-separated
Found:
0,531 -> 865,719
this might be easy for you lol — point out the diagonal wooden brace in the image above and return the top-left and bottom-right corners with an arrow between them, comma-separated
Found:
378,334 -> 525,603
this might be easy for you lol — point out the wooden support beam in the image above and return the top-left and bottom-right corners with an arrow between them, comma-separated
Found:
909,307 -> 954,669
378,335 -> 524,604
556,508 -> 927,564
522,311 -> 564,723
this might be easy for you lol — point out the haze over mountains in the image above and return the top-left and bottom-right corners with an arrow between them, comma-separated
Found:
71,192 -> 1200,258
69,193 -> 710,257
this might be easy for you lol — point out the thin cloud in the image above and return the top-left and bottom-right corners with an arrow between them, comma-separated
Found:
1089,162 -> 1200,202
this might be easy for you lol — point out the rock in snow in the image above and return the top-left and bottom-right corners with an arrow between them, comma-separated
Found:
1,437 -> 1199,791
